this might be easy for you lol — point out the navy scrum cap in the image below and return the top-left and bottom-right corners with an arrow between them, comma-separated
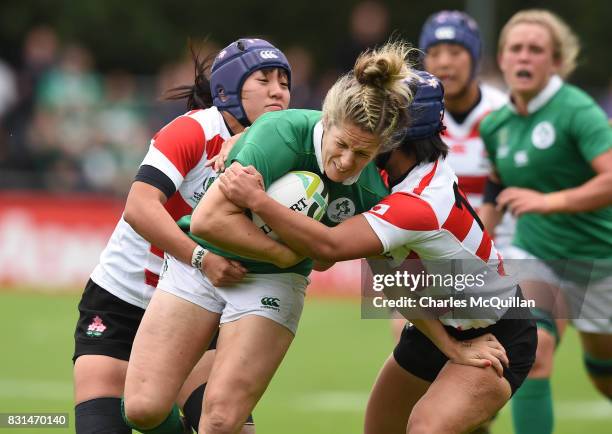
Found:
210,38 -> 291,127
404,70 -> 445,141
419,10 -> 481,76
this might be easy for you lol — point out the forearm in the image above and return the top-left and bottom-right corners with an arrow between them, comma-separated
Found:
191,184 -> 300,267
409,318 -> 459,359
124,186 -> 197,265
249,190 -> 340,261
546,172 -> 612,213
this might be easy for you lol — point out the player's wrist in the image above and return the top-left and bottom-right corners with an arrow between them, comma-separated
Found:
191,245 -> 209,270
249,189 -> 269,213
544,191 -> 568,213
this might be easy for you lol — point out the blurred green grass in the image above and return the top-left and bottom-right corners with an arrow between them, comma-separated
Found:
0,291 -> 609,433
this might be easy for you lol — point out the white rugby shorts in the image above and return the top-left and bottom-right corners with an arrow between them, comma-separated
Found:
157,254 -> 309,335
504,245 -> 612,333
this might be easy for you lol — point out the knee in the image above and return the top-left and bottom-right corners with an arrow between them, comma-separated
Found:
202,397 -> 248,434
123,395 -> 169,429
202,410 -> 242,434
528,330 -> 556,378
407,411 -> 456,434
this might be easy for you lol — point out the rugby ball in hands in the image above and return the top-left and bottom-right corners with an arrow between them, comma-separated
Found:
252,171 -> 328,241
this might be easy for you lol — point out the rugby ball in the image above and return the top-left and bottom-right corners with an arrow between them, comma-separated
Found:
252,171 -> 328,240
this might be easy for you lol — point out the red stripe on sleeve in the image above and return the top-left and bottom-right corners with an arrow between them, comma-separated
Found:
368,193 -> 439,231
413,160 -> 438,195
152,116 -> 206,176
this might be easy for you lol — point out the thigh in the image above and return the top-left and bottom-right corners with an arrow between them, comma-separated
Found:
125,289 -> 221,407
74,355 -> 128,404
364,355 -> 430,434
73,280 -> 143,403
177,349 -> 216,407
410,362 -> 511,433
203,315 -> 294,419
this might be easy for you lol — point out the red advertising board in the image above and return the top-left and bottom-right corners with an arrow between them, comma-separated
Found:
0,191 -> 360,296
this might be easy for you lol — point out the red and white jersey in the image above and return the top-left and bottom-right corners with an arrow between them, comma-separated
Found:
443,83 -> 506,207
90,107 -> 229,308
364,158 -> 518,330
443,83 -> 515,255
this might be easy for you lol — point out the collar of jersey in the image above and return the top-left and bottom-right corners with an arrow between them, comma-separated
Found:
313,120 -> 362,186
508,75 -> 563,114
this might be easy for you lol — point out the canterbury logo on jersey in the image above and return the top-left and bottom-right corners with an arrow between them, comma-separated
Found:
259,50 -> 279,59
261,297 -> 281,309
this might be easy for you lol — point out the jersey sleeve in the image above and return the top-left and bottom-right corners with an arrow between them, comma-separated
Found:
139,116 -> 206,191
229,116 -> 301,188
570,100 -> 612,162
363,193 -> 439,253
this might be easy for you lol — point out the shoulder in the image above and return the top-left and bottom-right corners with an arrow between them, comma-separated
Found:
480,83 -> 508,110
249,110 -> 321,142
253,109 -> 321,128
368,192 -> 439,231
156,107 -> 227,142
555,83 -> 599,109
479,104 -> 513,138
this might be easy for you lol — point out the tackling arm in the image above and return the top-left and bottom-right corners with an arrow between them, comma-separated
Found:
190,178 -> 302,268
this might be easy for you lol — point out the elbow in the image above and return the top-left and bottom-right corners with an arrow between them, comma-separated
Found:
123,197 -> 139,230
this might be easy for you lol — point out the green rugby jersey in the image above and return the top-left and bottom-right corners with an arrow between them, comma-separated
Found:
180,109 -> 389,275
480,76 -> 612,259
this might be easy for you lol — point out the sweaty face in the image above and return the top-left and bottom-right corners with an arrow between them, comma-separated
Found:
241,68 -> 290,123
424,43 -> 473,98
321,121 -> 381,182
498,23 -> 560,100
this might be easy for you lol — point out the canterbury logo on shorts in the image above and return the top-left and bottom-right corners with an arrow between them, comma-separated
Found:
261,296 -> 281,311
259,50 -> 279,59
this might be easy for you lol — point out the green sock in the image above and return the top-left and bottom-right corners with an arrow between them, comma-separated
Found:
121,399 -> 186,434
511,378 -> 553,434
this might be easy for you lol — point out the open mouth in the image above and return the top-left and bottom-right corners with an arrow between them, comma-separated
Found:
516,70 -> 532,79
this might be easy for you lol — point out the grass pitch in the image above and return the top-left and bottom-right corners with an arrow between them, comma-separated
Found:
0,291 -> 609,433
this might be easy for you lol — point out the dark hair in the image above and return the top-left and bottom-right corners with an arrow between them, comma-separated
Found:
400,134 -> 448,164
164,43 -> 215,110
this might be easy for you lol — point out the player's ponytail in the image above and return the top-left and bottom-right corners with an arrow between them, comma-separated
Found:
322,41 -> 418,152
164,43 -> 214,110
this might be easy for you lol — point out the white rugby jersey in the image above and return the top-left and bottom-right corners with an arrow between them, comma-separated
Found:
90,107 -> 229,308
364,158 -> 518,330
443,83 -> 514,255
443,84 -> 506,207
